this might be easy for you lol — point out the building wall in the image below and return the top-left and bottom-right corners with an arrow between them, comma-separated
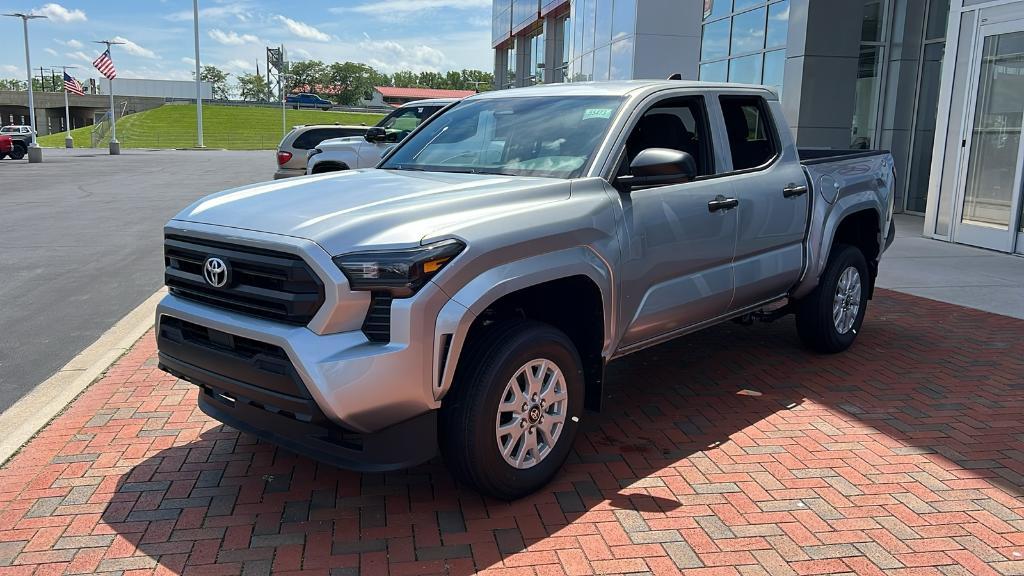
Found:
109,78 -> 213,100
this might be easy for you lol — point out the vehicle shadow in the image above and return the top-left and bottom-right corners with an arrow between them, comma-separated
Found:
101,290 -> 1024,575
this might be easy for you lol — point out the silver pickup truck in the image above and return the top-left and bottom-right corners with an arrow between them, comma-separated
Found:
157,81 -> 895,499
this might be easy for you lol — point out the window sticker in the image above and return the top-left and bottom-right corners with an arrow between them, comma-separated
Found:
582,108 -> 613,120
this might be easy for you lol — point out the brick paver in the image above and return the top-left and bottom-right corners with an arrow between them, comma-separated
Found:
1,289 -> 1022,576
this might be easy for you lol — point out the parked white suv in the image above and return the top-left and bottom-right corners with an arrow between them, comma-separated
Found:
306,98 -> 455,174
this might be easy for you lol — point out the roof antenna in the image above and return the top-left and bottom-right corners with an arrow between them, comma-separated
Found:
667,73 -> 682,80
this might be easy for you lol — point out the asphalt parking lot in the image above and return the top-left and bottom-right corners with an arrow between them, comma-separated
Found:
0,148 -> 269,413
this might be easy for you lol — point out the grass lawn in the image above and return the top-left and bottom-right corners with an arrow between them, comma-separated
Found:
38,104 -> 384,150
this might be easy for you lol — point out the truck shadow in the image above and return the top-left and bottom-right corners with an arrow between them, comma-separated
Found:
101,290 -> 1024,575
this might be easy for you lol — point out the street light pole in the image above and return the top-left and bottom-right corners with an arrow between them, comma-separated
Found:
93,40 -> 125,155
4,12 -> 48,163
193,0 -> 204,148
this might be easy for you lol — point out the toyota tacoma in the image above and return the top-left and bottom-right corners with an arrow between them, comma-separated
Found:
157,81 -> 896,499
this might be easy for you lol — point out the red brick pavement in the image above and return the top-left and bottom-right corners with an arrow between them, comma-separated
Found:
1,289 -> 1023,576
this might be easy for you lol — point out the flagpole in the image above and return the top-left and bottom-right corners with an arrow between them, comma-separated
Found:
57,65 -> 78,149
94,40 -> 125,155
193,0 -> 204,148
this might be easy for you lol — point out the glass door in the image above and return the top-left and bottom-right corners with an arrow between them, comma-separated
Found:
955,22 -> 1024,253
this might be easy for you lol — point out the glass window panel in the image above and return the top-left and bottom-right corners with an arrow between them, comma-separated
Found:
595,0 -> 612,47
762,49 -> 785,94
961,31 -> 1024,229
731,8 -> 767,55
574,1 -> 584,60
700,60 -> 728,82
583,0 -> 597,53
581,51 -> 594,81
862,0 -> 884,43
729,53 -> 763,84
593,44 -> 611,81
766,0 -> 789,48
734,0 -> 761,11
610,37 -> 634,80
925,0 -> 949,40
851,45 -> 882,148
562,16 -> 571,68
704,0 -> 731,21
612,0 -> 636,42
701,18 -> 730,60
907,42 -> 944,213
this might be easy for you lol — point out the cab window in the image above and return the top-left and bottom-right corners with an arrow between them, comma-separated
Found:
621,96 -> 715,179
719,95 -> 779,171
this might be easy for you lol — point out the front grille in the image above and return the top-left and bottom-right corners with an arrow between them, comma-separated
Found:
165,235 -> 324,325
362,293 -> 393,343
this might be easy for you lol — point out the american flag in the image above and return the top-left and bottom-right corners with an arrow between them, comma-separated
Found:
92,49 -> 116,80
64,72 -> 84,96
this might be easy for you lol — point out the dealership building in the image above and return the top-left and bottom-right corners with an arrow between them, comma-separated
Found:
492,0 -> 1024,255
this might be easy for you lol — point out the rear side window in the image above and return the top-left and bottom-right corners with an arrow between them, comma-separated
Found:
719,95 -> 779,171
292,128 -> 363,150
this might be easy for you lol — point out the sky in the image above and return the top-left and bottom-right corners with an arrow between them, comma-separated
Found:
0,0 -> 493,83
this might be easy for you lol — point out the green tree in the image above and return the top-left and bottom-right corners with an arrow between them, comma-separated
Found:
0,78 -> 27,91
237,72 -> 270,101
327,61 -> 378,106
391,70 -> 417,88
460,69 -> 494,91
288,60 -> 328,93
200,65 -> 231,100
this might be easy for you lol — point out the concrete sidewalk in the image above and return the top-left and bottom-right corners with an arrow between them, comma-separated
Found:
878,214 -> 1024,320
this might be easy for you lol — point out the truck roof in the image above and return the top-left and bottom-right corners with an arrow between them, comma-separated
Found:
469,80 -> 779,101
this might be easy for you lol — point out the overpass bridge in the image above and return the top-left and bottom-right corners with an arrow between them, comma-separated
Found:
0,91 -> 165,136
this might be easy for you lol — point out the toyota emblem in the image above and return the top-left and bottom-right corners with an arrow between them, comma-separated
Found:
203,257 -> 230,288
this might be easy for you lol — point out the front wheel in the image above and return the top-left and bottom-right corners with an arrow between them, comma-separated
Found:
796,244 -> 869,353
8,145 -> 25,160
440,320 -> 584,500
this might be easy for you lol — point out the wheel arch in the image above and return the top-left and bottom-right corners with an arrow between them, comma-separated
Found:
310,160 -> 349,174
433,247 -> 614,412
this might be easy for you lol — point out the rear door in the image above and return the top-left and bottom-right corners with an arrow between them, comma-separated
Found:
716,94 -> 808,308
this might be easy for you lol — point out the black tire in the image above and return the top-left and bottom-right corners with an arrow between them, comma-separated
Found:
8,145 -> 25,160
440,320 -> 584,500
796,244 -> 869,353
310,162 -> 348,174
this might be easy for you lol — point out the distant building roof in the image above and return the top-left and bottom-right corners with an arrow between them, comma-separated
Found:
374,86 -> 476,100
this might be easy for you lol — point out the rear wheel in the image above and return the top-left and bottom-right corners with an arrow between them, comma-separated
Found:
440,320 -> 584,500
796,244 -> 869,353
8,144 -> 25,160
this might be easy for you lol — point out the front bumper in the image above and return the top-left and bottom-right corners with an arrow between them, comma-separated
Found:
156,311 -> 438,472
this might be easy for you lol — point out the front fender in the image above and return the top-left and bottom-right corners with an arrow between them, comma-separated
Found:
308,148 -> 358,174
430,246 -> 615,401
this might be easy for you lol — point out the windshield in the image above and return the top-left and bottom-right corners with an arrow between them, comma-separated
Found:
380,96 -> 623,179
0,127 -> 17,133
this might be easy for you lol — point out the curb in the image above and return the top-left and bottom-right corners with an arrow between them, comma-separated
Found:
0,288 -> 167,466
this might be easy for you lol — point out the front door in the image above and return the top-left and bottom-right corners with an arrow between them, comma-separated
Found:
616,95 -> 738,350
955,20 -> 1024,253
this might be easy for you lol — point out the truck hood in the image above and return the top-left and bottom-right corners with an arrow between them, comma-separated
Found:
172,169 -> 569,255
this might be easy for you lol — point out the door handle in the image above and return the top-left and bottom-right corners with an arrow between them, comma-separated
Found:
783,183 -> 809,198
708,195 -> 739,212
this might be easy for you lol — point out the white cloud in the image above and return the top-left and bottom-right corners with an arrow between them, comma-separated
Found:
358,38 -> 446,73
31,3 -> 87,23
166,2 -> 253,22
66,51 -> 92,63
112,36 -> 159,59
1,64 -> 20,74
44,47 -> 59,56
290,47 -> 312,60
54,38 -> 84,49
208,29 -> 261,46
339,0 -> 488,17
182,57 -> 196,66
275,15 -> 329,42
224,59 -> 257,74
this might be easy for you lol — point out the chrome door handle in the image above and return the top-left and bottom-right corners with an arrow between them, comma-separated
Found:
708,195 -> 739,212
783,183 -> 809,198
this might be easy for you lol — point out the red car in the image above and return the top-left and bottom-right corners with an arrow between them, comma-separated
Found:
0,135 -> 27,160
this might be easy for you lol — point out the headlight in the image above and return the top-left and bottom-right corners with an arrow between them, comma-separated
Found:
333,240 -> 465,298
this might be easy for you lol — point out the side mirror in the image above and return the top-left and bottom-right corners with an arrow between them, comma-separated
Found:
365,127 -> 387,142
616,148 -> 697,190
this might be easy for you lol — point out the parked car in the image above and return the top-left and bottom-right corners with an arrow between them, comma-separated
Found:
274,124 -> 371,179
0,127 -> 30,160
306,98 -> 455,174
286,93 -> 334,111
157,81 -> 896,500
